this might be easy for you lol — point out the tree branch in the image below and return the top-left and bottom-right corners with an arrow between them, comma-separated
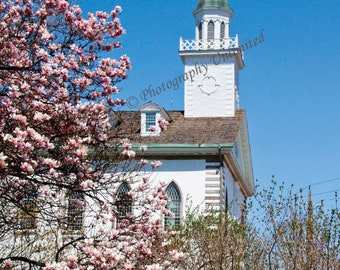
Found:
55,236 -> 85,263
0,256 -> 45,267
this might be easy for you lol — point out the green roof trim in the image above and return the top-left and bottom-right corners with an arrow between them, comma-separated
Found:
194,0 -> 233,15
132,143 -> 234,155
132,143 -> 234,148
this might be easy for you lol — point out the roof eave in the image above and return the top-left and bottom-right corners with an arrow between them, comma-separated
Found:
179,48 -> 244,69
133,143 -> 234,155
193,7 -> 233,18
224,152 -> 254,197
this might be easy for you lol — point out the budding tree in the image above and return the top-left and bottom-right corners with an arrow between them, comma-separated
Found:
171,180 -> 339,270
246,179 -> 340,270
0,1 -> 182,269
170,206 -> 248,270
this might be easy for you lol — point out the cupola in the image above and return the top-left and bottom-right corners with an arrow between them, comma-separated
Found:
194,0 -> 233,17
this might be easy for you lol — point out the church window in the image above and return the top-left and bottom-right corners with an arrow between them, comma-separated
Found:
20,188 -> 38,230
67,191 -> 84,231
165,182 -> 181,229
208,21 -> 214,40
115,183 -> 132,226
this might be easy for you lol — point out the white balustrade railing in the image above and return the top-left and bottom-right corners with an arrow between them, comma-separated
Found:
179,36 -> 239,51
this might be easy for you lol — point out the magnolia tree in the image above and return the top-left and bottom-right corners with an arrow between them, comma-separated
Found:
0,0 -> 182,269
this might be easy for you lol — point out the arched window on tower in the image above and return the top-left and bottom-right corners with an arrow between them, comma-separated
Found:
115,182 -> 132,227
198,22 -> 202,40
207,21 -> 215,49
207,21 -> 214,40
165,182 -> 181,229
220,22 -> 225,39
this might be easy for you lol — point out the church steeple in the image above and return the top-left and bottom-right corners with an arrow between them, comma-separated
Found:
179,0 -> 244,118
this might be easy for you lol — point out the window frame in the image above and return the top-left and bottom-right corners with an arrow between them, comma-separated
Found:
165,182 -> 181,229
207,20 -> 215,40
19,188 -> 38,231
198,22 -> 203,40
220,22 -> 225,39
115,182 -> 133,227
145,112 -> 156,132
67,191 -> 85,231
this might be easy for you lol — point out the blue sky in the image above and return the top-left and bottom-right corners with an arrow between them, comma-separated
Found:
81,0 -> 340,208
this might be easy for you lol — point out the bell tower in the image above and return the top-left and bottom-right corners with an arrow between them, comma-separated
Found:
179,0 -> 244,117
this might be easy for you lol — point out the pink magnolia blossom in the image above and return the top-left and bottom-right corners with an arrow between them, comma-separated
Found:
139,158 -> 148,166
67,256 -> 78,268
150,160 -> 162,169
122,142 -> 132,150
75,146 -> 88,157
3,260 -> 13,269
120,138 -> 131,146
170,250 -> 185,261
122,149 -> 136,159
42,158 -> 60,168
146,264 -> 162,270
80,180 -> 93,189
21,162 -> 34,174
40,186 -> 51,196
139,145 -> 147,152
158,118 -> 169,131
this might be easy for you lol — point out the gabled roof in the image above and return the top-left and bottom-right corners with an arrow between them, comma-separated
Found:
138,101 -> 172,122
110,110 -> 245,145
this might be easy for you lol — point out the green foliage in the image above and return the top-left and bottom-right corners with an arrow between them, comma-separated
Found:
171,204 -> 248,270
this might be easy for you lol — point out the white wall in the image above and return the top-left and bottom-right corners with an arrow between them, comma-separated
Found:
224,163 -> 245,218
148,159 -> 245,219
148,159 -> 207,217
184,55 -> 237,117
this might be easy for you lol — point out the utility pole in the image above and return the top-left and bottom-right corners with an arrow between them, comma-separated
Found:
306,186 -> 313,270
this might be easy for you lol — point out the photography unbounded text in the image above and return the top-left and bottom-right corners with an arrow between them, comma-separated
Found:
126,29 -> 265,108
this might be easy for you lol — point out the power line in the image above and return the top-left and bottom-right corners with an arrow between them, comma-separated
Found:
305,189 -> 339,198
316,197 -> 339,202
302,177 -> 340,191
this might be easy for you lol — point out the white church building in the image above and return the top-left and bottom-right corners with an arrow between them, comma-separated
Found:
116,0 -> 254,226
